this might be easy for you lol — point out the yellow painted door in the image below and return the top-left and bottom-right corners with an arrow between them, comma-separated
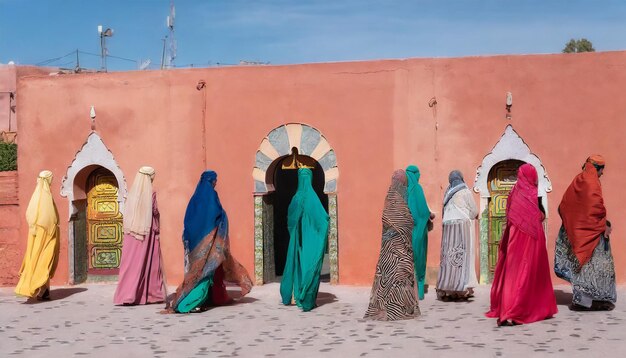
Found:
86,168 -> 123,275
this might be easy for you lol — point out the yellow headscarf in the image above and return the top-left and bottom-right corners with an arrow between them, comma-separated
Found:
123,166 -> 155,240
25,170 -> 57,237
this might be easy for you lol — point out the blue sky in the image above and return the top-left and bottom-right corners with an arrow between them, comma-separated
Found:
2,0 -> 626,71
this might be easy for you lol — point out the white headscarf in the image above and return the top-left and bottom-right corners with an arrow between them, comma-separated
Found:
25,170 -> 57,237
123,166 -> 155,240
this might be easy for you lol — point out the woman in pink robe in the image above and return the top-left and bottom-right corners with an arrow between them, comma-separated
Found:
114,167 -> 165,305
486,163 -> 557,325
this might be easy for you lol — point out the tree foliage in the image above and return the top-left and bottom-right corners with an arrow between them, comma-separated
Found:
0,142 -> 17,171
563,38 -> 595,53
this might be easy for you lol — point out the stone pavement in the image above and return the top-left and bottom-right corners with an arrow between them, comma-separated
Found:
0,283 -> 624,357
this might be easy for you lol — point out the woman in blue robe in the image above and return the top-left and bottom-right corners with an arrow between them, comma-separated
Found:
166,170 -> 253,313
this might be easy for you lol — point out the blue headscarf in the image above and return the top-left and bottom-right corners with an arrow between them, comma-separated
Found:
182,170 -> 226,252
442,170 -> 468,208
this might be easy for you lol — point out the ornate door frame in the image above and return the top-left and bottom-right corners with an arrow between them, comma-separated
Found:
61,132 -> 126,284
473,125 -> 551,284
252,123 -> 339,285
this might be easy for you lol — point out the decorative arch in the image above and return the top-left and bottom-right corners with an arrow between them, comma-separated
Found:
61,132 -> 127,206
473,125 -> 551,197
60,132 -> 126,284
252,123 -> 339,285
252,123 -> 338,194
473,124 -> 551,284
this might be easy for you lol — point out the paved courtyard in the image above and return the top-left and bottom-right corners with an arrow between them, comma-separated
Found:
0,282 -> 624,357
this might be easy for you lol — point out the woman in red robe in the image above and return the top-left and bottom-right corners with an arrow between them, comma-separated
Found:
486,163 -> 557,326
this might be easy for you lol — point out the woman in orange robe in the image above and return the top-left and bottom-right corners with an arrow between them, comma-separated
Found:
555,155 -> 616,310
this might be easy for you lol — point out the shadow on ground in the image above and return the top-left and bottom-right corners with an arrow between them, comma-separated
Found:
554,289 -> 573,306
317,291 -> 337,307
23,287 -> 88,304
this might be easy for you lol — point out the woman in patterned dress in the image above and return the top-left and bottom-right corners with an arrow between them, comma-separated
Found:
364,170 -> 421,321
436,170 -> 479,301
554,155 -> 616,310
165,170 -> 253,313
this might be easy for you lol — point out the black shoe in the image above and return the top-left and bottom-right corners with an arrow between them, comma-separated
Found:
569,303 -> 592,311
38,288 -> 51,301
592,301 -> 615,311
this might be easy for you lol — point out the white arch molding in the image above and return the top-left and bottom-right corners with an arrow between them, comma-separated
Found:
252,123 -> 339,285
473,125 -> 551,284
60,132 -> 127,284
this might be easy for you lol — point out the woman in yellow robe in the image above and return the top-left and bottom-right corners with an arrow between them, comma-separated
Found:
15,170 -> 60,300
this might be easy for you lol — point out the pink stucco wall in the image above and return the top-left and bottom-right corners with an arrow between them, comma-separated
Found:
0,65 -> 56,134
11,51 -> 626,287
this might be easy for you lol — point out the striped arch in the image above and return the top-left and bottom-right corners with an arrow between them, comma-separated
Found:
252,123 -> 338,194
252,123 -> 340,285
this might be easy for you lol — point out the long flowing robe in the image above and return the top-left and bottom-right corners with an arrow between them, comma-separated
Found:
486,164 -> 557,324
280,168 -> 329,312
364,170 -> 420,321
558,162 -> 607,267
167,170 -> 253,313
15,172 -> 60,298
405,165 -> 431,300
437,187 -> 478,299
555,161 -> 616,308
114,193 -> 165,305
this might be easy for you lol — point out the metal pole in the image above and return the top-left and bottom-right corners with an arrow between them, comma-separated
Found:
100,34 -> 104,71
160,37 -> 166,70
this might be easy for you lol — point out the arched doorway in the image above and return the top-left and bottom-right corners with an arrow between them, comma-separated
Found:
61,132 -> 126,284
253,123 -> 339,285
267,148 -> 328,280
473,125 -> 551,283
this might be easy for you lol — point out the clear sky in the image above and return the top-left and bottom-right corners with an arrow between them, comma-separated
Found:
2,0 -> 626,71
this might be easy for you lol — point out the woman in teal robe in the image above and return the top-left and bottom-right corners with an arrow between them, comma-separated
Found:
406,165 -> 433,300
280,168 -> 329,312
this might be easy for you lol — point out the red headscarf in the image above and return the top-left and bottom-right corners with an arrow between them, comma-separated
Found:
506,164 -> 544,239
559,156 -> 607,267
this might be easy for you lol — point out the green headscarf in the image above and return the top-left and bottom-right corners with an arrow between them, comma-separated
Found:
406,165 -> 431,300
280,168 -> 329,312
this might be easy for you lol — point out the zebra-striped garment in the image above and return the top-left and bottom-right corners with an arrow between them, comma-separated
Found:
364,172 -> 421,321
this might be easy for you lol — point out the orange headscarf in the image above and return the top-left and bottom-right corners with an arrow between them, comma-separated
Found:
558,156 -> 607,267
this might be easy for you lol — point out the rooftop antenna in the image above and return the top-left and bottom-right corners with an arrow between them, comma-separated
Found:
164,1 -> 176,69
98,25 -> 114,72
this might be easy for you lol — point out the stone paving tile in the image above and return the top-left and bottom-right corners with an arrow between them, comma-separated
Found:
0,283 -> 624,357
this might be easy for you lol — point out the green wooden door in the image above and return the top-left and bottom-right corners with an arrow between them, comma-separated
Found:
487,160 -> 525,274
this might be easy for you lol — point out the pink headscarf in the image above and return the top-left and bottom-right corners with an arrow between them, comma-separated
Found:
506,164 -> 544,239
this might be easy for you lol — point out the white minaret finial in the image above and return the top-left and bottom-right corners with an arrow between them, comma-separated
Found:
90,105 -> 96,130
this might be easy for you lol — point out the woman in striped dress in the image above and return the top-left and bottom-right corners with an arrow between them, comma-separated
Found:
364,170 -> 421,321
436,170 -> 478,301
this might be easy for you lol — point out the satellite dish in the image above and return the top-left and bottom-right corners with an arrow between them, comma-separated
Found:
139,59 -> 152,70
